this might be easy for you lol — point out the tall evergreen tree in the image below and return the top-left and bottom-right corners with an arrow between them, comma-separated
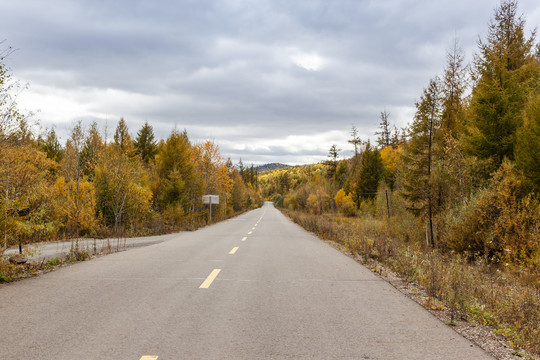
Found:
348,125 -> 362,156
80,121 -> 103,180
40,128 -> 63,163
353,141 -> 384,206
238,158 -> 245,182
465,0 -> 538,166
401,78 -> 442,247
249,164 -> 257,188
326,144 -> 341,178
113,117 -> 132,152
134,121 -> 157,164
376,110 -> 391,148
441,39 -> 468,137
515,92 -> 540,190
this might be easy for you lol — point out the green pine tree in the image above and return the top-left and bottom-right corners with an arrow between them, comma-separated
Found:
80,121 -> 103,180
326,144 -> 341,178
401,77 -> 442,247
515,93 -> 540,190
40,128 -> 63,163
465,0 -> 538,166
376,110 -> 391,148
134,121 -> 157,164
354,141 -> 384,205
441,39 -> 468,137
113,117 -> 132,152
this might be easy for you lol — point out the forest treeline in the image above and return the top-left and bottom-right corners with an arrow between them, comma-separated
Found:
1,64 -> 262,253
260,1 -> 539,354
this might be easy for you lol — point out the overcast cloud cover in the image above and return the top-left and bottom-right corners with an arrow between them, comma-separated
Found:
2,0 -> 539,165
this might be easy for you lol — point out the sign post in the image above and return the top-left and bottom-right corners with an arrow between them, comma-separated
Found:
202,195 -> 219,224
224,193 -> 227,219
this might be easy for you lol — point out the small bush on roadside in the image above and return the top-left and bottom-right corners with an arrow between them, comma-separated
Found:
442,162 -> 540,265
47,257 -> 62,267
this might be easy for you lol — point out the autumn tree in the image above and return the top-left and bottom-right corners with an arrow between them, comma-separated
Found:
94,144 -> 152,235
155,129 -> 202,216
0,45 -> 28,143
57,122 -> 97,236
192,140 -> 224,194
379,145 -> 400,190
0,44 -> 56,252
231,170 -> 247,211
0,143 -> 56,252
334,188 -> 355,216
192,140 -> 233,218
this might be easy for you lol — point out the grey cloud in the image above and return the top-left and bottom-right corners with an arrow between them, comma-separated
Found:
4,0 -> 539,164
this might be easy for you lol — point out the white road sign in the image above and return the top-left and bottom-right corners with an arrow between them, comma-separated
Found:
202,195 -> 219,205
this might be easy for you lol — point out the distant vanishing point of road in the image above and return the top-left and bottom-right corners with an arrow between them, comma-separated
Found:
0,202 -> 494,359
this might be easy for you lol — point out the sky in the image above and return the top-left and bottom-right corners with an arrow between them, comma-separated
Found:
2,0 -> 539,165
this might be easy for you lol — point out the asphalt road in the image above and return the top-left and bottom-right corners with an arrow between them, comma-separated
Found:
0,202 -> 493,360
5,233 -> 175,261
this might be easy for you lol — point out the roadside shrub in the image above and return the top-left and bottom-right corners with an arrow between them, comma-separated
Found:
273,194 -> 285,208
442,161 -> 539,265
334,189 -> 356,216
283,192 -> 298,210
340,199 -> 357,217
307,193 -> 319,214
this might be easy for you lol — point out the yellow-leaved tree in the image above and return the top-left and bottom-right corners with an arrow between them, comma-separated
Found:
192,140 -> 234,219
94,144 -> 153,235
56,122 -> 97,236
1,143 -> 56,252
54,177 -> 97,236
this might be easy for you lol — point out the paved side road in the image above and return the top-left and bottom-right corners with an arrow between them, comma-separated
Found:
0,202 -> 494,359
4,233 -> 177,261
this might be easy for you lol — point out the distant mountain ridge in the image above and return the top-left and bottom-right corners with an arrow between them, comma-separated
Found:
256,163 -> 291,172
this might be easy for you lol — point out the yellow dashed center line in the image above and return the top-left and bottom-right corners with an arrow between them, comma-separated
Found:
242,237 -> 247,241
199,269 -> 221,289
229,247 -> 239,255
248,231 -> 252,235
139,357 -> 158,360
